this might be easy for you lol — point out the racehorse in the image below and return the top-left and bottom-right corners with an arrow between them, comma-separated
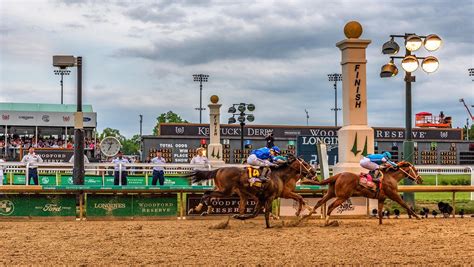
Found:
186,155 -> 316,228
301,161 -> 422,225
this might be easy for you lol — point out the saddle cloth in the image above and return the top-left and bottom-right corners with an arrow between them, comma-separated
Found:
359,173 -> 376,191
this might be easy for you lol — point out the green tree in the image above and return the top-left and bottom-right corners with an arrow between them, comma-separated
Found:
99,128 -> 125,142
121,134 -> 141,155
153,111 -> 188,135
462,124 -> 474,140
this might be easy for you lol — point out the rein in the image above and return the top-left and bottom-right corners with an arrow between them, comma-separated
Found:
294,158 -> 314,178
397,165 -> 421,182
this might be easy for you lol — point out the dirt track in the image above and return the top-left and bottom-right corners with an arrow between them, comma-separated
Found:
0,218 -> 473,265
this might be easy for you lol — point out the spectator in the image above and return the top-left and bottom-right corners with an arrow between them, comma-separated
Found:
151,150 -> 166,186
21,147 -> 43,185
190,147 -> 209,165
439,111 -> 445,123
112,151 -> 129,186
265,133 -> 275,148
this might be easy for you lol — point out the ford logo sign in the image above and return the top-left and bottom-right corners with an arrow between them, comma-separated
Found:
83,117 -> 92,122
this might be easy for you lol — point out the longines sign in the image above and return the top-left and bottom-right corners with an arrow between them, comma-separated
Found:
159,124 -> 462,141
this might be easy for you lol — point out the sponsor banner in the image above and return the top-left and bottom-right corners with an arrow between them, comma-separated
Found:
86,194 -> 178,217
186,194 -> 261,216
159,123 -> 462,141
0,194 -> 75,217
280,197 -> 377,217
86,195 -> 133,217
34,149 -> 74,163
12,174 -> 57,185
133,195 -> 177,216
0,111 -> 97,127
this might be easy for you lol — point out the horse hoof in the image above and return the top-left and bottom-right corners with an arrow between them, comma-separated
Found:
232,214 -> 240,219
200,212 -> 208,216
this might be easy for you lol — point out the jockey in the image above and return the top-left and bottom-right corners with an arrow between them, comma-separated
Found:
247,146 -> 282,183
359,151 -> 397,182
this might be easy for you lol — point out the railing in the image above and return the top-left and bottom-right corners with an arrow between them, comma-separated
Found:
1,163 -> 472,199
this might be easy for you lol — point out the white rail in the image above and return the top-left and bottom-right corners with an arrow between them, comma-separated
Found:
0,163 -> 472,199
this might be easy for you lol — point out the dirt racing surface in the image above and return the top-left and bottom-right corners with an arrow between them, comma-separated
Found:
0,218 -> 473,265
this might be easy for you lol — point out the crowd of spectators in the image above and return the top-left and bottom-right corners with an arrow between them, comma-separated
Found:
0,135 -> 97,150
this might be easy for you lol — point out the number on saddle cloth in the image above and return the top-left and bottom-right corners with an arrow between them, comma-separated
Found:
247,166 -> 261,178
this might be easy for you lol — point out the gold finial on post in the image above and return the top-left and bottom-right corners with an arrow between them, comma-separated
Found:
344,21 -> 363,39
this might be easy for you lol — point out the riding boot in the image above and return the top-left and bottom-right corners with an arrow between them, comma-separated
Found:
372,170 -> 380,183
260,167 -> 270,182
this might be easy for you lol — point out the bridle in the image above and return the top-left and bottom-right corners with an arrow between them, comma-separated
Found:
293,157 -> 315,178
397,164 -> 422,183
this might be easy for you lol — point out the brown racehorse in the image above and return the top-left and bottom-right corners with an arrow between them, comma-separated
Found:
186,155 -> 316,228
301,161 -> 422,225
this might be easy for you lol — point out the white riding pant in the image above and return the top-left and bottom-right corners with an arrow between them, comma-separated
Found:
359,157 -> 379,171
247,154 -> 274,167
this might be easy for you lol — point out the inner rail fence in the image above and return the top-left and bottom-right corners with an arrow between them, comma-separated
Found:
0,162 -> 472,200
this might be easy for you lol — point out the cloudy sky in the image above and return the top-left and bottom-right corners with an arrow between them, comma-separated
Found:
0,0 -> 472,137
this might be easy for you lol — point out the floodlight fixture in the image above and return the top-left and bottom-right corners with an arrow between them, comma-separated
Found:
405,35 -> 422,52
421,56 -> 439,73
401,55 -> 419,72
424,34 -> 442,51
382,37 -> 400,55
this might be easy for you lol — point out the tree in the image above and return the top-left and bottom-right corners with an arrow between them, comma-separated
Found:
153,111 -> 188,135
99,128 -> 125,142
462,124 -> 474,140
121,134 -> 141,155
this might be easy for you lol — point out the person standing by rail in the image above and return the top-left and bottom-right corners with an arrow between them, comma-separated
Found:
151,150 -> 166,186
21,147 -> 43,185
112,151 -> 129,185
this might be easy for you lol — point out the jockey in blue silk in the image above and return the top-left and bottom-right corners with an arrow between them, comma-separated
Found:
360,151 -> 397,181
247,146 -> 283,184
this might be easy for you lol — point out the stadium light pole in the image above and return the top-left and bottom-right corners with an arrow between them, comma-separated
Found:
53,55 -> 84,185
328,73 -> 342,126
193,74 -> 209,124
380,33 -> 442,207
305,109 -> 309,126
469,68 -> 474,81
54,69 -> 71,104
228,103 -> 255,161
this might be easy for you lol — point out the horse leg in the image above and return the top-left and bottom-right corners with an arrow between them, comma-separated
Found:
302,190 -> 335,219
387,193 -> 420,220
378,199 -> 385,225
281,191 -> 306,217
188,191 -> 212,214
264,199 -> 273,228
234,200 -> 262,220
325,197 -> 347,226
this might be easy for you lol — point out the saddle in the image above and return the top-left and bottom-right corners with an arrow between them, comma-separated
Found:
247,166 -> 269,188
359,173 -> 377,191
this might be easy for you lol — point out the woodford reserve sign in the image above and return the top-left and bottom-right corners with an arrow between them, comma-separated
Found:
159,123 -> 463,141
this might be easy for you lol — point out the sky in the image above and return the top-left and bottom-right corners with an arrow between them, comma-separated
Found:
0,0 -> 472,137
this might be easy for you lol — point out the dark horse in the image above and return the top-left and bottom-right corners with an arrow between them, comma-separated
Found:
301,161 -> 423,225
186,155 -> 316,228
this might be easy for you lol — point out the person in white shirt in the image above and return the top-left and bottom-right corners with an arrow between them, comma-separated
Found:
0,157 -> 5,186
151,150 -> 166,186
190,147 -> 209,165
112,151 -> 129,185
20,147 -> 43,185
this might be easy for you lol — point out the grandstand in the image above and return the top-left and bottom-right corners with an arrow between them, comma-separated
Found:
0,102 -> 97,161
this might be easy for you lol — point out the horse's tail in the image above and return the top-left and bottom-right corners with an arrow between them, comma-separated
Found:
185,169 -> 219,184
302,173 -> 340,185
